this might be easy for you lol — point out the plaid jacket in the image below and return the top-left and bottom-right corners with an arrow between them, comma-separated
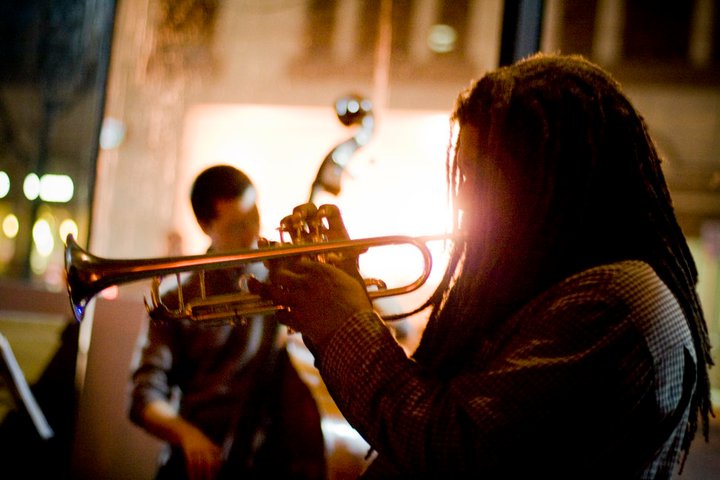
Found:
317,260 -> 696,478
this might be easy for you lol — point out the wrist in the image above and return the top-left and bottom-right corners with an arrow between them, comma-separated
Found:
306,308 -> 374,356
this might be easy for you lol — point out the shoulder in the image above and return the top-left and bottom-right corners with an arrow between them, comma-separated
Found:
517,260 -> 691,355
534,260 -> 676,316
555,260 -> 660,298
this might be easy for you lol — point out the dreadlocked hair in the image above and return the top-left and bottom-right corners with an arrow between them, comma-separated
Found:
412,53 -> 713,457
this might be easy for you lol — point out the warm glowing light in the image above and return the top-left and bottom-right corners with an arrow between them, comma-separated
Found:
22,173 -> 75,203
32,218 -> 55,256
30,250 -> 48,275
2,214 -> 19,238
59,218 -> 79,242
0,171 -> 9,198
39,174 -> 74,203
182,105 -> 455,344
23,173 -> 40,200
100,285 -> 119,300
182,105 -> 451,244
428,24 -> 457,53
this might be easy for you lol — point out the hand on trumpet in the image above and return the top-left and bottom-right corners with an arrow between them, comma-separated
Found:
250,204 -> 373,347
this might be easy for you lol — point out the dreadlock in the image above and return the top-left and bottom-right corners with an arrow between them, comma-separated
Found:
412,53 -> 713,458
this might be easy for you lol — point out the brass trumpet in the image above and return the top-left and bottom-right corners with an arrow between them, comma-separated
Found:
64,233 -> 450,323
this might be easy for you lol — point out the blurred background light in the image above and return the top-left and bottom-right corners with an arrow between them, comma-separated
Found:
39,174 -> 74,203
59,218 -> 79,243
0,171 -> 9,198
2,214 -> 19,238
100,285 -> 119,300
32,218 -> 55,257
23,173 -> 40,200
30,249 -> 47,275
99,116 -> 127,150
427,24 -> 457,53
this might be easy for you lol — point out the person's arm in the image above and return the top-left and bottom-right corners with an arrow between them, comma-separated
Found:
137,399 -> 223,480
129,322 -> 222,480
313,264 -> 685,477
313,307 -> 610,475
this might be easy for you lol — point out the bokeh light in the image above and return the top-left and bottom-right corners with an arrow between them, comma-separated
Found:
60,218 -> 79,243
23,173 -> 40,200
39,174 -> 74,203
427,24 -> 457,53
2,213 -> 19,238
0,171 -> 9,198
32,218 -> 55,257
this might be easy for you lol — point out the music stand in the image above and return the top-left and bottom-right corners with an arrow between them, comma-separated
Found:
0,332 -> 54,440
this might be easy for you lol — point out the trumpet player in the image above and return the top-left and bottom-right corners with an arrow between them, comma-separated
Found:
129,165 -> 326,480
254,54 -> 712,478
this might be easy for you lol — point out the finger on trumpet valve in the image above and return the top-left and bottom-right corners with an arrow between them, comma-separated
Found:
278,216 -> 304,244
258,236 -> 281,249
278,217 -> 295,243
279,216 -> 329,247
279,203 -> 333,245
308,219 -> 327,243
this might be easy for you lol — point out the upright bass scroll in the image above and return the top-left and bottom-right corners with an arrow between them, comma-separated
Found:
309,94 -> 374,202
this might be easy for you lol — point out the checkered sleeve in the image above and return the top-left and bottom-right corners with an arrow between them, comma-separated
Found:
314,261 -> 695,477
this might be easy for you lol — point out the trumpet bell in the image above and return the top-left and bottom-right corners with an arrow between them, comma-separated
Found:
65,235 -> 106,322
